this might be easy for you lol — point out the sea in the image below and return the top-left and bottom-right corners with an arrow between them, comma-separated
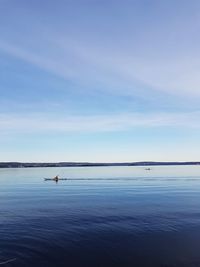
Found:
1,165 -> 200,267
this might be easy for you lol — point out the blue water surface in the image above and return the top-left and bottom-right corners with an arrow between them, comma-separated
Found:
1,166 -> 200,267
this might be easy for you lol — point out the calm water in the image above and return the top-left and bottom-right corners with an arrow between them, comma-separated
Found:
1,166 -> 200,267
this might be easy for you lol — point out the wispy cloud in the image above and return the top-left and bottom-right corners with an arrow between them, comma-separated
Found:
1,6 -> 200,100
0,1 -> 200,161
0,112 -> 199,135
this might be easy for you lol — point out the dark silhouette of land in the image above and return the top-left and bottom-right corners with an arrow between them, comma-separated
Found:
0,161 -> 199,168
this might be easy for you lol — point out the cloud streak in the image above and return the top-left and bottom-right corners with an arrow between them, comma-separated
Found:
0,1 -> 200,161
1,1 -> 200,100
0,112 -> 199,134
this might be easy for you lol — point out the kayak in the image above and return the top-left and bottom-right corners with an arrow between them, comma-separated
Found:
44,178 -> 68,181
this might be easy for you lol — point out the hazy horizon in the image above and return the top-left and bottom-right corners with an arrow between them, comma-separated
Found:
1,160 -> 200,165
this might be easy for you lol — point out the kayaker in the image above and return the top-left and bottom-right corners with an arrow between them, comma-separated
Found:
53,175 -> 59,182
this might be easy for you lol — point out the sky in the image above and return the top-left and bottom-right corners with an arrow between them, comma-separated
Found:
0,0 -> 200,162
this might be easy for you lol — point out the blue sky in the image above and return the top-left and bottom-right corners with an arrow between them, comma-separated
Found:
0,0 -> 200,162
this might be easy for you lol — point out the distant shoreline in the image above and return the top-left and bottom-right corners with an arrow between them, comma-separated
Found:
0,162 -> 200,168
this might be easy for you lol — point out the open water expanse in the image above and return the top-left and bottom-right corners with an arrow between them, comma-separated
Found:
1,165 -> 200,267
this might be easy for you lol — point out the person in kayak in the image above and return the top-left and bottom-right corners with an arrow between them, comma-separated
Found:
53,175 -> 59,182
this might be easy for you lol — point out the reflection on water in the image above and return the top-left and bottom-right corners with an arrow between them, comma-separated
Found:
1,166 -> 200,266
